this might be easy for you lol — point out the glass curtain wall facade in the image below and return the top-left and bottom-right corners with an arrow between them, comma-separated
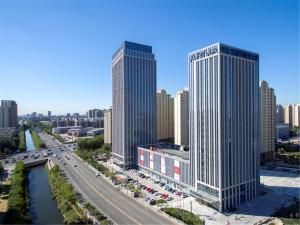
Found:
112,41 -> 157,168
189,43 -> 260,211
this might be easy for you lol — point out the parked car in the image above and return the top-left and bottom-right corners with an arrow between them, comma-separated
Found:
161,193 -> 168,199
149,199 -> 156,205
144,197 -> 150,202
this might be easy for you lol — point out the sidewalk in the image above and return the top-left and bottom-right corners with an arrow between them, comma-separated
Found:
99,159 -> 289,225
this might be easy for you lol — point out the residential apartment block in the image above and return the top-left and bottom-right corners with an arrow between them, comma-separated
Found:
104,108 -> 112,145
259,80 -> 276,164
174,90 -> 189,146
156,89 -> 174,142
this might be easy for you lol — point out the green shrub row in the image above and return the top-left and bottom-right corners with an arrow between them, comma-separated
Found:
276,152 -> 300,166
161,208 -> 204,225
156,199 -> 166,205
75,149 -> 115,180
29,128 -> 45,149
272,200 -> 300,223
83,202 -> 108,223
77,136 -> 104,150
5,162 -> 30,224
47,165 -> 90,224
52,133 -> 65,143
19,129 -> 26,152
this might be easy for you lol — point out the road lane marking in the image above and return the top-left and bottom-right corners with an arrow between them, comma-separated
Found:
72,165 -> 142,225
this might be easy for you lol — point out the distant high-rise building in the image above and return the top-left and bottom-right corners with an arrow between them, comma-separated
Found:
94,109 -> 103,118
292,104 -> 300,127
104,108 -> 112,144
276,104 -> 284,125
0,100 -> 18,128
73,113 -> 80,118
48,111 -> 51,117
87,110 -> 92,118
31,112 -> 37,118
38,113 -> 43,118
259,80 -> 276,164
174,89 -> 189,146
156,89 -> 174,142
189,43 -> 260,211
66,113 -> 71,118
284,104 -> 293,125
86,109 -> 102,119
112,41 -> 156,168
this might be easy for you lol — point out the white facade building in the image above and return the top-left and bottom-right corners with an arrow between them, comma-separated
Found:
174,90 -> 189,146
104,108 -> 112,144
189,43 -> 260,211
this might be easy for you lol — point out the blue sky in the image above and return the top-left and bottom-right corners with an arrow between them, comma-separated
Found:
0,0 -> 299,115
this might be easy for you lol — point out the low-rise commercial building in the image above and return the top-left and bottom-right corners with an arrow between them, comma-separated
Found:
87,128 -> 104,137
137,143 -> 190,190
52,126 -> 83,134
67,128 -> 87,137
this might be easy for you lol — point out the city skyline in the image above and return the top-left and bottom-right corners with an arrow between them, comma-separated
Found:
1,0 -> 299,114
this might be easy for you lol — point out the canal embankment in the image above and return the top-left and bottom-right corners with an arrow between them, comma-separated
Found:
5,161 -> 30,224
46,164 -> 90,224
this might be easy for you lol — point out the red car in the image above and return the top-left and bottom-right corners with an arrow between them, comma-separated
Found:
161,193 -> 168,199
146,187 -> 152,192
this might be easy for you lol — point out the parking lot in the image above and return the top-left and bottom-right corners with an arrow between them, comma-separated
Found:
120,169 -> 191,205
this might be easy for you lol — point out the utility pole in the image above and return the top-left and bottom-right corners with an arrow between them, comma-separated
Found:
190,200 -> 192,213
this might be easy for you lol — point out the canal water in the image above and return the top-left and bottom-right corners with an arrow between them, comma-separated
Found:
26,130 -> 64,224
25,129 -> 35,151
28,166 -> 64,224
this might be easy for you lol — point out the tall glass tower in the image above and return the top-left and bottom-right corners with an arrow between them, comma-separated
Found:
112,41 -> 157,168
189,43 -> 260,211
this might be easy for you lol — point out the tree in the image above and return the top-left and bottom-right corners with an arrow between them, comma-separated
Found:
0,162 -> 4,175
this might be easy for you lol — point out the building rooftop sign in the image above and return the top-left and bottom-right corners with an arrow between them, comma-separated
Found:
189,44 -> 218,61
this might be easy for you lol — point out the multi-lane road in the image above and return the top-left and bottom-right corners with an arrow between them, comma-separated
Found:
39,133 -> 175,225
